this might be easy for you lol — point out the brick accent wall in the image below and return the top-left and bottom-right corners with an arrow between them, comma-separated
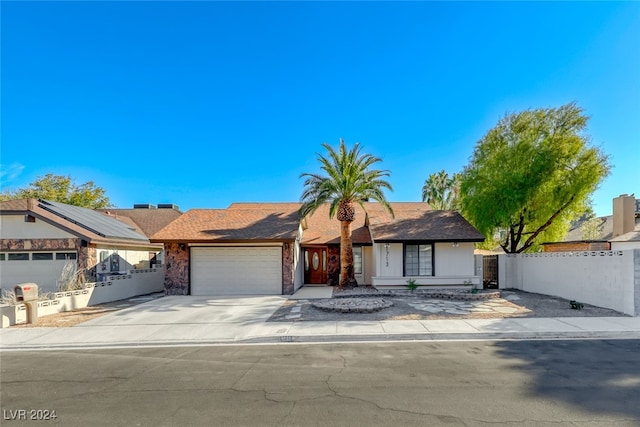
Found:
79,245 -> 97,281
0,238 -> 77,251
543,241 -> 611,252
282,242 -> 294,295
164,242 -> 189,295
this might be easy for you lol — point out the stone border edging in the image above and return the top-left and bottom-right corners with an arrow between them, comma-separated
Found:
312,297 -> 394,313
333,289 -> 501,301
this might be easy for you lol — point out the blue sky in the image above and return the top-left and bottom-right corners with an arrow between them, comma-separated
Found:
2,1 -> 638,216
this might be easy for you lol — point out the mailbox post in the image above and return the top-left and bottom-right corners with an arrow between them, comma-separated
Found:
14,283 -> 39,324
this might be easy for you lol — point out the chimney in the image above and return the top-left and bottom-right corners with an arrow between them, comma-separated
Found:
612,194 -> 635,238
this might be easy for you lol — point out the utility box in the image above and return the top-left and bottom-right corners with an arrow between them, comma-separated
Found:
14,283 -> 39,302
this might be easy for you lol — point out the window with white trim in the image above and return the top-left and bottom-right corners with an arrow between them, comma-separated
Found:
404,244 -> 433,276
353,246 -> 363,274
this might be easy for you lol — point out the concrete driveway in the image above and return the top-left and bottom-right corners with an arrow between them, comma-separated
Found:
80,295 -> 286,327
0,296 -> 288,348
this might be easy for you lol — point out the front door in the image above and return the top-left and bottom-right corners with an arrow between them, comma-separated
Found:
304,247 -> 327,284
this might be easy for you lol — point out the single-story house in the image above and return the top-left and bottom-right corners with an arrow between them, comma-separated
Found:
151,202 -> 485,296
0,199 -> 163,292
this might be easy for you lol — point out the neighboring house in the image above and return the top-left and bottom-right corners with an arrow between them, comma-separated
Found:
0,199 -> 163,292
97,203 -> 183,266
609,195 -> 640,250
97,203 -> 183,237
151,202 -> 485,296
543,194 -> 640,252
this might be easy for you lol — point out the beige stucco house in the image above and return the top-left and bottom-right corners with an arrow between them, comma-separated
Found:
0,199 -> 167,292
151,202 -> 485,296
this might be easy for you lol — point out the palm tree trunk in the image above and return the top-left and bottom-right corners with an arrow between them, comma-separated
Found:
339,220 -> 356,288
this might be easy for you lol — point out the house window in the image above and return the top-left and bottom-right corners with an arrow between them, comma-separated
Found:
56,252 -> 77,260
404,244 -> 433,276
353,246 -> 363,274
32,253 -> 54,261
304,251 -> 309,271
8,253 -> 29,261
0,254 -> 5,261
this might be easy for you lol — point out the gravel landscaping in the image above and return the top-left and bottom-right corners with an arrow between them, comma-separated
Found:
11,288 -> 628,328
268,288 -> 628,322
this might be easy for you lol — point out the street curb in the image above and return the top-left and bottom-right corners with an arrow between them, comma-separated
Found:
2,330 -> 639,351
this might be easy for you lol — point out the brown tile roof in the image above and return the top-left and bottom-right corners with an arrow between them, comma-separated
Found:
151,205 -> 301,242
300,203 -> 372,245
97,208 -> 183,237
228,202 -> 302,211
301,202 -> 483,244
0,199 -> 30,211
368,206 -> 485,242
150,201 -> 484,244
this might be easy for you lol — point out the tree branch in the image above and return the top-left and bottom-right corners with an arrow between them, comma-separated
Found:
517,195 -> 576,253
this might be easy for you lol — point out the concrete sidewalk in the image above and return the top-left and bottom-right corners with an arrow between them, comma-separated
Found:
1,295 -> 640,350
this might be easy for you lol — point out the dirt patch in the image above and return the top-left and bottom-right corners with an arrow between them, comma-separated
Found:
11,306 -> 120,328
9,294 -> 163,328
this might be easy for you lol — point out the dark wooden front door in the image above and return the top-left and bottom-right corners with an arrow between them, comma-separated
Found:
304,247 -> 327,284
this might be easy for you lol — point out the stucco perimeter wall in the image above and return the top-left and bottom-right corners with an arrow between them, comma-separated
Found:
1,268 -> 164,327
499,250 -> 639,316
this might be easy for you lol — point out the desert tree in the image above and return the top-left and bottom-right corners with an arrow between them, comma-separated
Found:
460,102 -> 610,253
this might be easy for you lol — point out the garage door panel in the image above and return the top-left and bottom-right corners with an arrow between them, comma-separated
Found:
191,247 -> 282,295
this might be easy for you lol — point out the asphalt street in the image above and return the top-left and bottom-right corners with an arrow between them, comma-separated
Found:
2,340 -> 639,426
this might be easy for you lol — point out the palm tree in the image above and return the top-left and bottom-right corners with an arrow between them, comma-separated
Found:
299,139 -> 394,288
421,169 -> 461,210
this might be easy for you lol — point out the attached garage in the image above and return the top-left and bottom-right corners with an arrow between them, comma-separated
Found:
190,246 -> 283,295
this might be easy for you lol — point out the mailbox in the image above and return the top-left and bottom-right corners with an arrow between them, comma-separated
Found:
14,283 -> 39,302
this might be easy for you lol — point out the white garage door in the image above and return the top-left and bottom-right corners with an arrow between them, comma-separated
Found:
191,247 -> 282,295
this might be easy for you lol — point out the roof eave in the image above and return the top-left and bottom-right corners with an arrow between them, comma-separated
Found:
150,238 -> 296,244
373,237 -> 485,243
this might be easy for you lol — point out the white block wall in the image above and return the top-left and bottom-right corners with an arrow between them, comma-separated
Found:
499,250 -> 639,316
1,268 -> 164,327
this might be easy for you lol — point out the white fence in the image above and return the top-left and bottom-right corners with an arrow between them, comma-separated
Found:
1,268 -> 164,327
499,249 -> 640,316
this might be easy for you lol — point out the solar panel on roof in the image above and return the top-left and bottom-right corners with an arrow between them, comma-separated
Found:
38,200 -> 148,241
